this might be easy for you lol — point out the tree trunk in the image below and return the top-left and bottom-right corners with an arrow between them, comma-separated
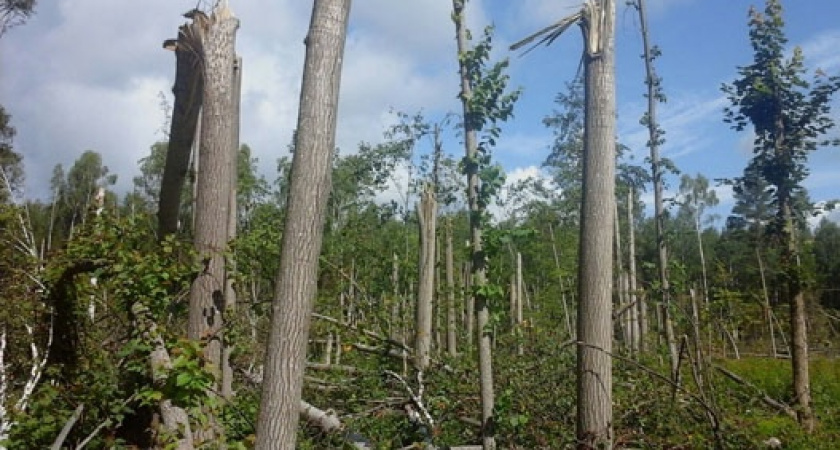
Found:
446,219 -> 458,356
637,0 -> 679,380
549,223 -> 574,339
222,54 -> 241,402
186,2 -> 238,441
784,203 -> 814,431
515,252 -> 524,356
576,1 -> 615,447
254,1 -> 351,447
416,187 -> 437,371
453,1 -> 495,447
159,15 -> 205,237
627,188 -> 642,354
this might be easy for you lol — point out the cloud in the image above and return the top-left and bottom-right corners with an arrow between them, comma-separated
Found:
797,29 -> 840,73
1,0 -> 492,200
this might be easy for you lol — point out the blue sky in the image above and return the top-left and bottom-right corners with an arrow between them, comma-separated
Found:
1,0 -> 838,223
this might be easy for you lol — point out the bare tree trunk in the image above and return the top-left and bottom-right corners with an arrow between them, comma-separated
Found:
446,219 -> 458,357
416,187 -> 437,371
785,207 -> 814,431
254,1 -> 351,447
516,252 -> 524,356
628,188 -> 642,354
453,1 -> 495,447
464,260 -> 474,351
549,223 -> 574,339
222,54 -> 241,402
576,1 -> 615,447
755,247 -> 778,357
159,14 -> 205,237
187,2 -> 238,441
636,0 -> 679,381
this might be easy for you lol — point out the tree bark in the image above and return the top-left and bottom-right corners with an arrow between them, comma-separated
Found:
254,1 -> 351,447
416,187 -> 437,371
221,55 -> 241,401
159,15 -> 205,237
453,1 -> 495,447
576,1 -> 615,448
186,2 -> 238,442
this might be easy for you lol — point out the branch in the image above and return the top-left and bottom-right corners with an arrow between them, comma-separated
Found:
312,312 -> 410,352
714,365 -> 797,419
50,404 -> 84,450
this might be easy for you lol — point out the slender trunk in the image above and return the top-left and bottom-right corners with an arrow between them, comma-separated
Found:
637,0 -> 678,380
549,223 -> 574,338
627,188 -> 642,354
576,1 -> 616,447
453,1 -> 495,447
416,188 -> 437,371
254,1 -> 351,447
516,252 -> 524,356
756,247 -> 777,357
446,219 -> 458,356
785,203 -> 813,431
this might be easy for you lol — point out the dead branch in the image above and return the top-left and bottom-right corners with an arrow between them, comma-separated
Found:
714,365 -> 797,419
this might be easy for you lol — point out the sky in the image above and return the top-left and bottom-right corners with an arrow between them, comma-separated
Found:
1,0 -> 839,224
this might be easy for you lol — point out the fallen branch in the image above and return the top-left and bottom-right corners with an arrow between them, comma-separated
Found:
312,313 -> 410,352
50,403 -> 84,450
714,365 -> 796,419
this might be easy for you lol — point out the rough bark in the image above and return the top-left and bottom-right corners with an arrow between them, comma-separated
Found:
416,188 -> 437,371
453,1 -> 495,447
159,15 -> 205,237
576,1 -> 615,448
187,2 -> 239,441
253,1 -> 351,447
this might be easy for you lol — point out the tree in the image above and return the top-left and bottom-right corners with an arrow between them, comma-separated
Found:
0,106 -> 23,204
453,2 -> 520,447
575,1 -> 616,446
722,0 -> 840,432
631,0 -> 679,375
511,1 -> 616,446
676,173 -> 719,303
254,1 -> 351,447
186,0 -> 239,441
0,0 -> 36,38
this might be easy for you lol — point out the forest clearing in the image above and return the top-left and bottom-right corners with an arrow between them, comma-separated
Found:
1,0 -> 840,448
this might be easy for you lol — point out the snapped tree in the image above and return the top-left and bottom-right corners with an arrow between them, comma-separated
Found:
723,0 -> 840,432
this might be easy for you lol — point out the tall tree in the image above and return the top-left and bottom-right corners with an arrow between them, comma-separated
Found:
186,0 -> 239,441
254,1 -> 351,447
453,2 -> 519,447
676,173 -> 718,303
632,0 -> 679,374
511,1 -> 616,446
575,1 -> 616,446
723,0 -> 840,432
